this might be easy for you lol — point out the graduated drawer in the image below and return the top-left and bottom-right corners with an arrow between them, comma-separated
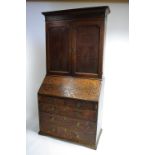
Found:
39,112 -> 96,145
38,95 -> 98,122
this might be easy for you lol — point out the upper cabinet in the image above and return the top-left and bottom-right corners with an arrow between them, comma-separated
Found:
43,6 -> 110,78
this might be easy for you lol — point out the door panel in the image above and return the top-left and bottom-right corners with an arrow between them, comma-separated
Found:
73,21 -> 103,78
46,21 -> 71,75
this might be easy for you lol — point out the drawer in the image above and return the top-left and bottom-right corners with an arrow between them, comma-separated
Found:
38,95 -> 98,111
39,112 -> 96,145
39,102 -> 97,122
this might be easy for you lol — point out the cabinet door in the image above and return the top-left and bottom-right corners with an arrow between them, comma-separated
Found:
72,20 -> 104,78
46,21 -> 71,75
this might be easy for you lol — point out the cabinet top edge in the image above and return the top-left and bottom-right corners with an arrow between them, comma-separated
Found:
42,6 -> 110,17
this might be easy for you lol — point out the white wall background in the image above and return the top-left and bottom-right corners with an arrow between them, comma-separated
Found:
26,2 -> 129,155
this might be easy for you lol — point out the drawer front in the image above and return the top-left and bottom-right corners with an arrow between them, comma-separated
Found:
39,112 -> 96,145
39,102 -> 97,122
38,95 -> 98,111
38,95 -> 98,122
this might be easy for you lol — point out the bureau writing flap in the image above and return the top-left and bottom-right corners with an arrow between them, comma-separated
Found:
38,75 -> 102,102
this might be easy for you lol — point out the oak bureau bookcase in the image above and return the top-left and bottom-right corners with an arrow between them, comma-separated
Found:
38,6 -> 110,149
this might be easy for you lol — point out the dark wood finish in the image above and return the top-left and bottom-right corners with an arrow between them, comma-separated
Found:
38,76 -> 103,149
72,20 -> 104,78
39,101 -> 97,122
39,95 -> 98,122
42,6 -> 110,22
39,112 -> 96,147
40,112 -> 96,147
46,21 -> 72,75
44,6 -> 110,78
38,6 -> 110,149
39,95 -> 97,111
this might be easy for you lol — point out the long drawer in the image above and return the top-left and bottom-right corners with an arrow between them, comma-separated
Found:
38,95 -> 98,111
39,112 -> 96,145
38,95 -> 98,122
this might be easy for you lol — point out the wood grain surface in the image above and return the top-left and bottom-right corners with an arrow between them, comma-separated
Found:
44,6 -> 110,78
38,6 -> 109,149
39,112 -> 96,147
39,96 -> 98,122
38,75 -> 102,102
